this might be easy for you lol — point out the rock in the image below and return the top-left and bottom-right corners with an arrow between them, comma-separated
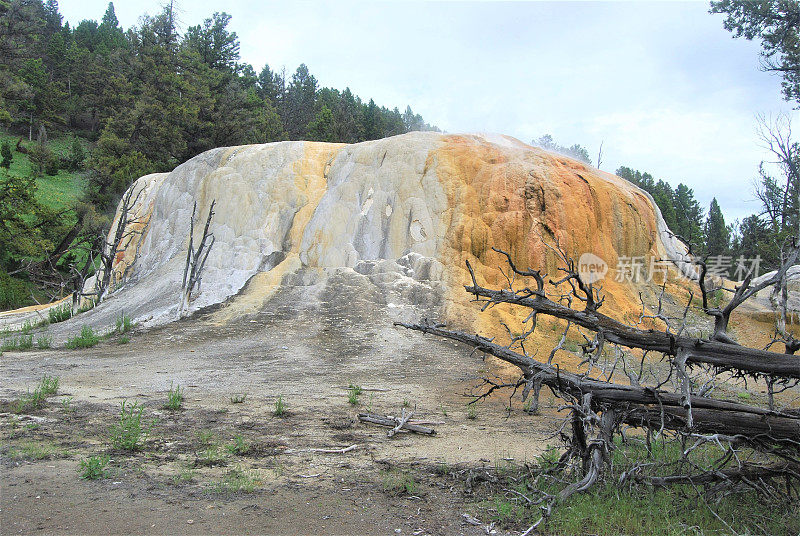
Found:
74,133 -> 692,331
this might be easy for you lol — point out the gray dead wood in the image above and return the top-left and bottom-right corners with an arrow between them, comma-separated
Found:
358,413 -> 437,435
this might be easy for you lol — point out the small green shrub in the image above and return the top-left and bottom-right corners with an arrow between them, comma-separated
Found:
36,334 -> 52,349
61,396 -> 74,413
0,270 -> 30,310
118,335 -> 129,344
67,135 -> 86,171
0,139 -> 12,168
273,395 -> 287,416
230,394 -> 246,404
65,325 -> 99,349
164,383 -> 183,410
347,384 -> 363,405
467,404 -> 477,420
49,303 -> 73,323
79,455 -> 109,480
109,400 -> 155,451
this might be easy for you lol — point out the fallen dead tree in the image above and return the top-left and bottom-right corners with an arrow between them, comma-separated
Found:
396,242 -> 800,530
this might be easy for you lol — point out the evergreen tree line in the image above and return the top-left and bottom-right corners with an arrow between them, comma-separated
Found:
0,0 -> 439,209
616,162 -> 796,273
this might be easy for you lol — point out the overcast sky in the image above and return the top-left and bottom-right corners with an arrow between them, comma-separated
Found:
60,0 -> 799,222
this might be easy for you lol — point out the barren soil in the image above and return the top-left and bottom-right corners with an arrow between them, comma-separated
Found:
1,287 -> 561,535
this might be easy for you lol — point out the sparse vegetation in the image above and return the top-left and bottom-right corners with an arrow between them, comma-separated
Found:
226,435 -> 250,455
118,335 -> 129,344
61,396 -> 75,413
36,334 -> 52,349
6,440 -> 66,460
13,375 -> 59,413
347,384 -> 362,405
76,300 -> 96,314
196,445 -> 227,467
173,466 -> 195,483
2,334 -> 33,351
196,430 -> 215,446
382,469 -> 416,495
65,325 -> 100,349
109,400 -> 155,451
208,465 -> 258,493
230,394 -> 246,404
40,375 -> 59,395
164,383 -> 184,410
474,439 -> 800,535
79,455 -> 109,480
115,312 -> 132,334
467,404 -> 477,420
48,303 -> 73,323
273,395 -> 287,416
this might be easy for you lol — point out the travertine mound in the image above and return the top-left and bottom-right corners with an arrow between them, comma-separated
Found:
69,132 -> 687,333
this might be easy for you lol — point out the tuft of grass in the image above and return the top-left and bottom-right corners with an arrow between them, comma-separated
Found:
382,469 -> 416,495
79,455 -> 109,480
230,394 -> 246,404
61,396 -> 75,413
196,445 -> 227,467
226,435 -> 250,455
196,430 -> 215,446
15,388 -> 47,413
40,375 -> 59,395
49,303 -> 73,323
347,384 -> 363,405
467,404 -> 477,420
109,400 -> 155,451
273,395 -> 287,416
65,325 -> 99,349
6,440 -> 66,460
115,312 -> 132,334
737,391 -> 752,400
36,334 -> 52,349
118,335 -> 129,344
435,462 -> 450,476
164,382 -> 183,411
18,334 -> 34,350
13,375 -> 59,413
173,466 -> 195,483
208,465 -> 258,493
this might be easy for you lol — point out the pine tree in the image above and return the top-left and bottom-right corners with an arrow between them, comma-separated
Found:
705,198 -> 730,257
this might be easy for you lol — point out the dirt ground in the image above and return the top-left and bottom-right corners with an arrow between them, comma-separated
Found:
1,285 -> 564,535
